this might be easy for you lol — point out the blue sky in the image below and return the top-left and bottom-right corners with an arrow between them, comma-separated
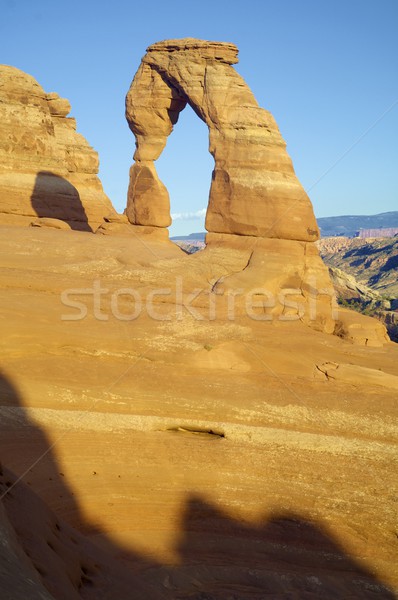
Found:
1,0 -> 397,235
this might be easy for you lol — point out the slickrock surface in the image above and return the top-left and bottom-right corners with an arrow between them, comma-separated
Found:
0,65 -> 115,231
126,38 -> 318,241
0,225 -> 397,598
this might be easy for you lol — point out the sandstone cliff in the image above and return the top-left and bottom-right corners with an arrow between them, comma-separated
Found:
0,65 -> 116,231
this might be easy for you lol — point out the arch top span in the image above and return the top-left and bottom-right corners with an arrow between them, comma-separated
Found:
146,38 -> 239,64
125,38 -> 319,241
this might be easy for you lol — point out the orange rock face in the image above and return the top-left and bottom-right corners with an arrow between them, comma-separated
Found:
126,38 -> 319,241
0,65 -> 115,231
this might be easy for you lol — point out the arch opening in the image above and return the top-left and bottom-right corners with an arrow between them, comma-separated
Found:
156,103 -> 213,251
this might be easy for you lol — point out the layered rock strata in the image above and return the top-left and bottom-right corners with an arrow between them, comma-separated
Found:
0,65 -> 115,231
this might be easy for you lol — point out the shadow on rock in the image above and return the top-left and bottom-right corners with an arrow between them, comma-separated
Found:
0,371 -> 396,599
0,370 -> 165,599
30,171 -> 92,232
162,495 -> 396,599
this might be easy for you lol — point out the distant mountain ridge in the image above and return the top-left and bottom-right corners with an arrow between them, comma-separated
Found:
317,212 -> 398,237
171,212 -> 398,240
171,232 -> 206,241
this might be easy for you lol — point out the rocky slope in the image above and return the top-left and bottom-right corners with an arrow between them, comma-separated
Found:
327,266 -> 398,343
319,237 -> 398,342
0,65 -> 115,231
319,236 -> 398,298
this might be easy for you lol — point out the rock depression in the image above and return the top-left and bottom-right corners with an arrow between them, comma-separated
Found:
0,65 -> 115,231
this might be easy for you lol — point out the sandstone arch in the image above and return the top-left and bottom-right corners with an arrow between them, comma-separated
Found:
126,38 -> 319,241
125,39 -> 340,334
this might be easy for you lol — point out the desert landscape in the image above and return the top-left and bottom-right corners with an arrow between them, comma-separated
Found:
1,36 -> 397,600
